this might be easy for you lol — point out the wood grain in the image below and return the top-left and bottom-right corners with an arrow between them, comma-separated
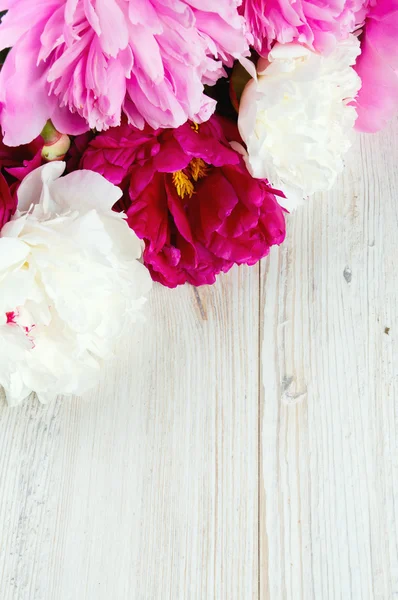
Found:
0,266 -> 259,600
260,119 -> 398,599
0,121 -> 397,599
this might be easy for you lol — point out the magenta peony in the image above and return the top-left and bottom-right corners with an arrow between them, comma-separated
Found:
0,136 -> 43,183
354,0 -> 398,132
0,134 -> 43,228
240,0 -> 367,54
79,118 -> 286,287
0,0 -> 249,146
0,172 -> 14,229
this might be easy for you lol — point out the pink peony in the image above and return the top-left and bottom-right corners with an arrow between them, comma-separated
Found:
0,0 -> 249,146
79,118 -> 286,287
354,0 -> 398,132
240,0 -> 367,54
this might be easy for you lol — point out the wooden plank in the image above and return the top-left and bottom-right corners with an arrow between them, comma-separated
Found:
260,120 -> 398,599
1,117 -> 397,600
0,265 -> 260,599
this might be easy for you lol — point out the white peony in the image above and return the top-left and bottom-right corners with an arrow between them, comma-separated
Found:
0,162 -> 152,406
237,36 -> 361,210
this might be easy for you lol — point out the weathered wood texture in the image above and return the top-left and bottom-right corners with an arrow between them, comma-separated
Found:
0,268 -> 259,600
0,120 -> 397,599
260,120 -> 398,600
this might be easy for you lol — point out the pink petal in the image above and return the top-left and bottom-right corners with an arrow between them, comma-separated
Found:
355,1 -> 398,132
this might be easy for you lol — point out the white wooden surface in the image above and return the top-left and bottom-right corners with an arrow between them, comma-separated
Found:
0,121 -> 397,600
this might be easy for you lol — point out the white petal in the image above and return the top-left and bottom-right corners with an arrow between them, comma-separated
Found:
0,162 -> 151,405
99,213 -> 143,262
0,268 -> 36,314
17,162 -> 66,213
0,238 -> 29,270
238,36 -> 361,202
268,42 -> 311,62
1,213 -> 29,238
239,56 -> 257,81
50,169 -> 122,212
36,392 -> 57,404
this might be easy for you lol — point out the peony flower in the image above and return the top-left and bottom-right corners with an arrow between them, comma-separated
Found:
354,0 -> 398,132
0,172 -> 14,229
237,36 -> 361,210
240,0 -> 367,54
79,118 -> 286,288
0,133 -> 44,228
66,131 -> 96,174
0,134 -> 43,184
0,162 -> 151,405
0,0 -> 249,146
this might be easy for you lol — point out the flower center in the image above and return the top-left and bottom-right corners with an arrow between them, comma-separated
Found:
172,171 -> 194,199
172,158 -> 209,199
190,157 -> 208,182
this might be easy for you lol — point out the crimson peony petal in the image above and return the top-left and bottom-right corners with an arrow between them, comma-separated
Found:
128,173 -> 169,254
165,178 -> 196,248
0,130 -> 45,229
78,117 -> 286,288
0,171 -> 16,229
195,170 -> 239,241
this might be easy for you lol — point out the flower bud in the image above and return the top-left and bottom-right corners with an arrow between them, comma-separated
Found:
40,120 -> 71,161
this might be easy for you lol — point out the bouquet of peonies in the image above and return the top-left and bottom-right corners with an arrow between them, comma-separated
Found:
0,0 -> 396,405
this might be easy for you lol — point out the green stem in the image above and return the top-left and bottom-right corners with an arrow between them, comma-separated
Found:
40,120 -> 61,144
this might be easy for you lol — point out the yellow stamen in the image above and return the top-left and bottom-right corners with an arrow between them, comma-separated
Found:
172,170 -> 195,199
189,157 -> 209,182
191,121 -> 199,133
